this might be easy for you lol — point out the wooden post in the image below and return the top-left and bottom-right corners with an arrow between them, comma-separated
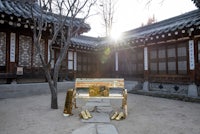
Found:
143,46 -> 149,91
115,51 -> 119,78
188,40 -> 198,97
122,89 -> 128,117
63,89 -> 75,116
189,40 -> 195,82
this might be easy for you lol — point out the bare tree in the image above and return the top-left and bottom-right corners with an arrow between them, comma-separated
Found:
147,14 -> 156,25
99,0 -> 118,37
29,0 -> 96,109
141,14 -> 156,26
145,0 -> 165,7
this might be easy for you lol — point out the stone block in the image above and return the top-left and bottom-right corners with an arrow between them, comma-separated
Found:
143,81 -> 149,91
82,112 -> 110,123
72,124 -> 96,134
97,124 -> 118,134
188,84 -> 198,97
96,106 -> 113,113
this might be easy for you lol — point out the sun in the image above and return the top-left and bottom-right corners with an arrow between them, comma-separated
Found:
110,29 -> 122,41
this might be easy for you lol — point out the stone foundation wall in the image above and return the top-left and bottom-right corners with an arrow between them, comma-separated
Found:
0,79 -> 7,84
150,83 -> 188,95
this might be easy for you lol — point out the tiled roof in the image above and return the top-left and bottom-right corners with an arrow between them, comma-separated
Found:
0,0 -> 90,30
71,36 -> 100,48
122,9 -> 200,41
192,0 -> 200,8
73,9 -> 200,49
71,35 -> 117,49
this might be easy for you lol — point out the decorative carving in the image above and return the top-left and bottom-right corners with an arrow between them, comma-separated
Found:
0,32 -> 6,66
19,35 -> 32,67
33,39 -> 45,67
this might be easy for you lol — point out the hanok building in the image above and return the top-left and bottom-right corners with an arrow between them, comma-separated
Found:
110,9 -> 200,96
71,6 -> 200,96
0,0 -> 200,96
0,0 -> 91,83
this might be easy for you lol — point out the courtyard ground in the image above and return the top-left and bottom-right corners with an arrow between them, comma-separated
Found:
0,92 -> 200,134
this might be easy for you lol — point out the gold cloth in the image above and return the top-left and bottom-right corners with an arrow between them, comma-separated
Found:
89,85 -> 109,97
63,89 -> 74,115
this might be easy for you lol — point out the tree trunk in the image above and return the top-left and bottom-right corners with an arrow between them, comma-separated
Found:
48,79 -> 58,109
44,68 -> 58,109
51,90 -> 58,109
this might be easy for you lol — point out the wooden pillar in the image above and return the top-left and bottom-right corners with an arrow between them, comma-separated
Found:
144,47 -> 149,80
188,40 -> 195,82
115,51 -> 119,78
73,50 -> 77,79
188,40 -> 198,97
9,33 -> 16,74
95,51 -> 101,77
143,46 -> 149,91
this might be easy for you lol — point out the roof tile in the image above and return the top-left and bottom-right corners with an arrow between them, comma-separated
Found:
0,0 -> 90,30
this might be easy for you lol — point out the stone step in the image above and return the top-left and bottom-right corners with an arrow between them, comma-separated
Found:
72,124 -> 119,134
81,112 -> 110,123
72,124 -> 96,134
97,124 -> 118,134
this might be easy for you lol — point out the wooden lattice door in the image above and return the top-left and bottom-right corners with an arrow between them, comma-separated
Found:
0,32 -> 7,73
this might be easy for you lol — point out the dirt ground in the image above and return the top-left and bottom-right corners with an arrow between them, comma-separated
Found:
0,93 -> 200,134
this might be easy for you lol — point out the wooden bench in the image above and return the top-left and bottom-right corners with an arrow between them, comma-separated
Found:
74,78 -> 128,117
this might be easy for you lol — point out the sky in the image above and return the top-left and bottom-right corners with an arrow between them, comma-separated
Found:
83,0 -> 197,38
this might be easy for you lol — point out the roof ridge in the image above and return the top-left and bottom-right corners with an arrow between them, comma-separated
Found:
124,9 -> 199,34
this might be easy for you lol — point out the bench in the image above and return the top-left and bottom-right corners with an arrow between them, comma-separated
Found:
74,78 -> 128,117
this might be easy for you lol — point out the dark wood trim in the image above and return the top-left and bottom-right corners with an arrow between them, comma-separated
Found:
6,31 -> 10,73
31,35 -> 34,67
186,41 -> 190,75
166,45 -> 168,74
156,47 -> 159,74
175,43 -> 178,74
45,35 -> 48,64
